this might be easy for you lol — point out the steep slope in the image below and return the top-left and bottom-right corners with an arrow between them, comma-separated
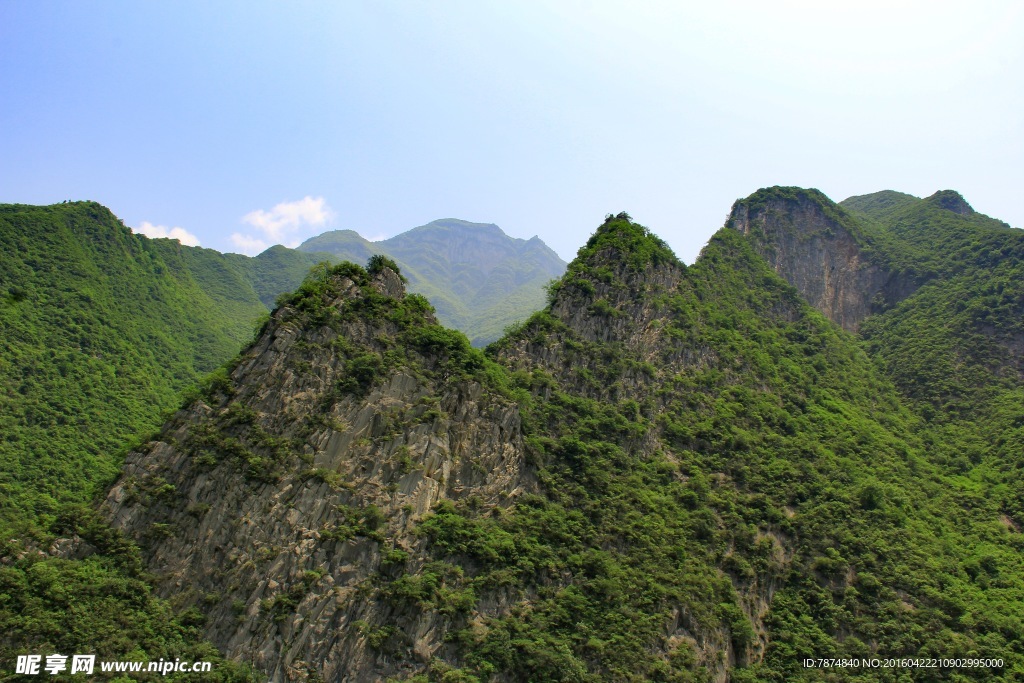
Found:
726,187 -> 919,332
838,188 -> 1024,408
102,216 -> 1024,681
732,187 -> 1024,666
298,219 -> 567,346
485,216 -> 1024,681
0,202 -> 266,535
735,185 -> 1024,420
730,185 -> 1024,408
0,202 -> 268,682
103,258 -> 531,682
837,190 -> 1024,536
0,203 -> 560,540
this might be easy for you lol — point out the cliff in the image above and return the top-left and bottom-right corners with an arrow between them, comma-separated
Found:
93,213 -> 1024,682
726,187 -> 918,332
103,261 -> 531,681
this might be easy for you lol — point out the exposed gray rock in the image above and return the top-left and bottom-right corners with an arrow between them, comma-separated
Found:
728,190 -> 918,332
103,266 -> 531,682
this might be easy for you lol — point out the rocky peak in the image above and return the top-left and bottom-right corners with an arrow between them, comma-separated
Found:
367,261 -> 406,299
102,257 -> 531,682
728,186 -> 917,332
542,214 -> 685,345
926,189 -> 975,216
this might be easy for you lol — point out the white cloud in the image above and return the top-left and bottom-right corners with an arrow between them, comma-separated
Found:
229,232 -> 269,256
241,196 -> 332,241
230,195 -> 333,256
133,221 -> 201,246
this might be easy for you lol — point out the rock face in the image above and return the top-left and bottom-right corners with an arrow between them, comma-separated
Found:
103,264 -> 531,682
727,187 -> 917,332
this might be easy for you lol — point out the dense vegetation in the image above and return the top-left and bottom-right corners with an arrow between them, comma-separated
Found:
0,202 -> 266,537
0,204 -> 553,538
5,194 -> 1024,681
0,203 -> 269,681
380,214 -> 1024,681
841,190 -> 1024,552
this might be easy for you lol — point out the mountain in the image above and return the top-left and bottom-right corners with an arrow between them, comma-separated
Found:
297,229 -> 380,266
0,202 -> 269,536
0,203 -> 559,680
297,219 -> 567,346
734,185 -> 1024,415
93,209 -> 1024,681
0,205 -> 561,535
0,202 -> 270,680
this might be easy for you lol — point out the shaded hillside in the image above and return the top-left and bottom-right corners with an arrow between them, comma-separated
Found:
733,185 -> 1024,420
298,219 -> 567,346
99,218 -> 1024,681
838,190 -> 1024,534
726,187 -> 919,332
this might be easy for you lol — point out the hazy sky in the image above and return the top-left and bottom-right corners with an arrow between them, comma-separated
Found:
2,1 -> 1022,263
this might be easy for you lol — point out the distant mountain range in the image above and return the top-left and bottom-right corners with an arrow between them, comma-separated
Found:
298,219 -> 566,346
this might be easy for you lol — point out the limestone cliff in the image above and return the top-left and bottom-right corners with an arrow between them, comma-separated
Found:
103,262 -> 531,682
94,213 -> 1008,682
727,187 -> 918,332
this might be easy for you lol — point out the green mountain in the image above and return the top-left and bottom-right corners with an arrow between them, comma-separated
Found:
87,206 -> 1024,681
6,192 -> 1024,681
0,202 -> 268,681
0,205 -> 561,537
297,219 -> 567,346
0,202 -> 267,536
839,189 -> 1024,527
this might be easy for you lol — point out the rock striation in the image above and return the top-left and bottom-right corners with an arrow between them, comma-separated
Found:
95,205 -> 1024,682
103,262 -> 531,681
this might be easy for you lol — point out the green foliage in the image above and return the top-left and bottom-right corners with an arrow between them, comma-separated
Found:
337,353 -> 387,396
368,254 -> 404,278
1,507 -> 262,682
0,202 -> 266,537
10,199 -> 1024,682
403,214 -> 1024,680
576,214 -> 677,273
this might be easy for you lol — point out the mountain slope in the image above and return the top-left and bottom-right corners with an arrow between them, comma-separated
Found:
298,219 -> 567,346
99,216 -> 1024,681
730,187 -> 1024,671
488,216 -> 1024,681
0,202 -> 270,681
103,259 -> 531,682
726,187 -> 920,332
0,202 -> 268,535
733,185 -> 1024,419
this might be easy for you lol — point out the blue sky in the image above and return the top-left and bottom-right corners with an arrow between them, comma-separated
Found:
2,1 -> 1022,264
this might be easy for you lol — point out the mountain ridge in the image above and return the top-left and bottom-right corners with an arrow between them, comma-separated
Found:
298,219 -> 567,346
94,207 -> 1024,680
6,190 -> 1024,681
